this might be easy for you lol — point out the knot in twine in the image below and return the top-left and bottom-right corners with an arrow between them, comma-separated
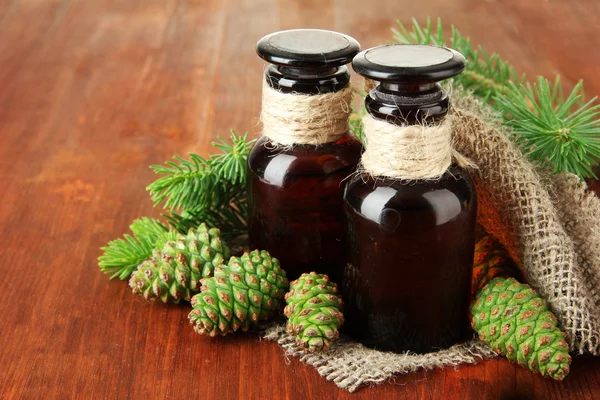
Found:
260,78 -> 353,146
361,114 -> 475,180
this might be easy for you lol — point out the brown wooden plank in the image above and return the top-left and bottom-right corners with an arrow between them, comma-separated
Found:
1,0 -> 599,399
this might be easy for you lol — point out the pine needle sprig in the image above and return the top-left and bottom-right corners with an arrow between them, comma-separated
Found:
146,131 -> 255,212
100,132 -> 255,281
496,77 -> 600,178
147,154 -> 215,211
147,130 -> 256,238
210,131 -> 255,185
98,217 -> 171,280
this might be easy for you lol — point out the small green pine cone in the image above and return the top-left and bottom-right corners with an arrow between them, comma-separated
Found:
188,250 -> 289,336
284,272 -> 344,353
471,277 -> 571,380
129,223 -> 230,303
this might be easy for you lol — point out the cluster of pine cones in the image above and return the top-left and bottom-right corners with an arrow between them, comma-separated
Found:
127,223 -> 571,380
129,223 -> 344,352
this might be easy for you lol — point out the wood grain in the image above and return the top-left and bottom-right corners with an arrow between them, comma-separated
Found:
1,1 -> 599,399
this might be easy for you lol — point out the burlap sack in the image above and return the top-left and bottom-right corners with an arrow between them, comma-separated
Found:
452,92 -> 600,355
264,90 -> 600,391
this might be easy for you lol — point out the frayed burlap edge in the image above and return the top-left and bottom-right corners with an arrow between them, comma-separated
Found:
263,324 -> 496,393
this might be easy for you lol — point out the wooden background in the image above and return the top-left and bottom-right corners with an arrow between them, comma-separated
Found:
1,0 -> 599,399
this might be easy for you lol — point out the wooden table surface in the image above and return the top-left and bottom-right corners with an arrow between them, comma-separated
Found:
2,1 -> 600,399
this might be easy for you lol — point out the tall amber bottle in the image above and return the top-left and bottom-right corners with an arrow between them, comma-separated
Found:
343,45 -> 477,353
248,30 -> 363,283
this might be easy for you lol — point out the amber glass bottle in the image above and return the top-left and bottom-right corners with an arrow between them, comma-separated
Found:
343,45 -> 477,353
248,30 -> 363,283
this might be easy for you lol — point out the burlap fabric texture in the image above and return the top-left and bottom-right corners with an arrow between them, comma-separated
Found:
264,89 -> 600,392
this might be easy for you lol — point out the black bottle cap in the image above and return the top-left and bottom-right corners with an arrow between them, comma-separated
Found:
353,45 -> 466,124
256,29 -> 360,69
352,44 -> 466,83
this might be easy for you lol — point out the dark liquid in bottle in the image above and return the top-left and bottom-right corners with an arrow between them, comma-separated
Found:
343,167 -> 476,353
248,133 -> 362,283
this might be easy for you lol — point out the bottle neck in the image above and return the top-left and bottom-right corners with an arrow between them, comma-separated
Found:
365,82 -> 449,125
264,64 -> 350,95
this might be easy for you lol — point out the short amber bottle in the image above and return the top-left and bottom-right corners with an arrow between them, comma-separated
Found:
248,30 -> 363,283
343,45 -> 477,353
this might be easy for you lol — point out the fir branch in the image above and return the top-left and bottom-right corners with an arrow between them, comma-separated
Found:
147,131 -> 255,212
98,217 -> 169,280
148,130 -> 256,237
147,154 -> 215,211
496,77 -> 600,179
210,131 -> 255,185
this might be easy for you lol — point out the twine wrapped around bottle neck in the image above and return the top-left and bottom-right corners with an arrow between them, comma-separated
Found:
260,77 -> 353,146
361,114 -> 475,180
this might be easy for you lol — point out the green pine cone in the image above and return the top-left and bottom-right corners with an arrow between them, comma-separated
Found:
284,272 -> 344,353
471,277 -> 571,381
129,223 -> 230,303
188,250 -> 289,336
